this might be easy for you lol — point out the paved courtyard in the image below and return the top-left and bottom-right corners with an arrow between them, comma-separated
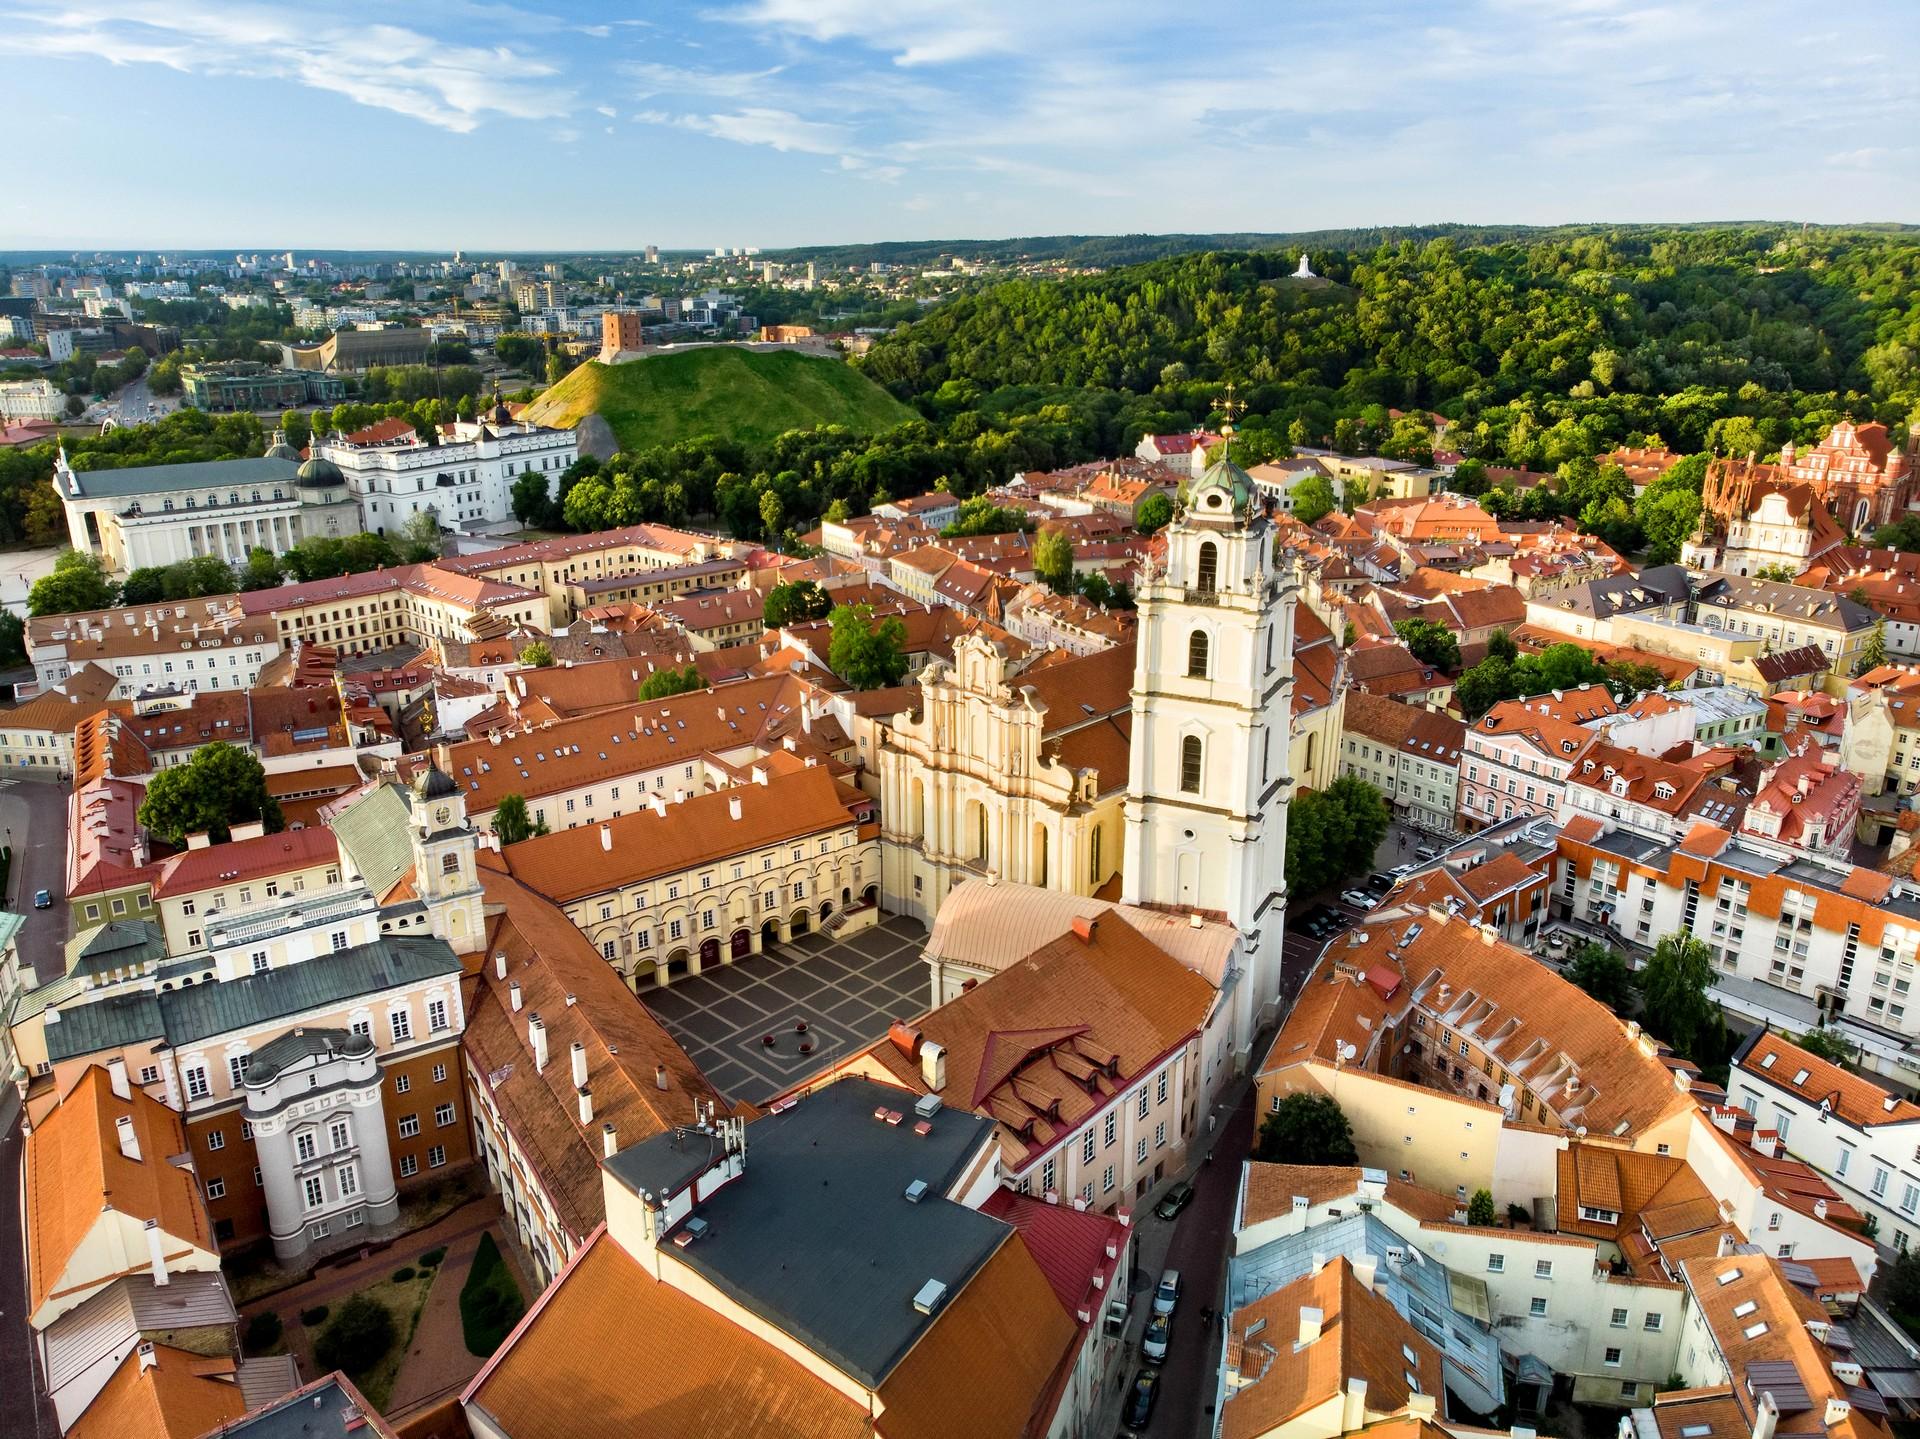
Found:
640,915 -> 930,1103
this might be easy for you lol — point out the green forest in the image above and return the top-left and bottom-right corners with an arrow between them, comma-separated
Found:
7,226 -> 1919,559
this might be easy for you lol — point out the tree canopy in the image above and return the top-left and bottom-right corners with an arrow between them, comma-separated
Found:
1285,775 -> 1391,898
637,665 -> 708,701
1393,617 -> 1461,671
764,579 -> 833,629
1638,931 -> 1723,1065
828,603 -> 909,690
491,794 -> 548,846
136,742 -> 283,846
1255,1093 -> 1358,1166
29,550 -> 117,617
1565,941 -> 1636,1012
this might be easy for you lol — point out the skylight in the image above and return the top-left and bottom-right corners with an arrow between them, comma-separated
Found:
1743,1321 -> 1769,1339
1717,1268 -> 1742,1285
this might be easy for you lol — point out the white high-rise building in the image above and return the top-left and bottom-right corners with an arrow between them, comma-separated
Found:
1122,455 -> 1297,1041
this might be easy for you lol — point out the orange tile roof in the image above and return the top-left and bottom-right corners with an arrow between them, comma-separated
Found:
858,912 -> 1214,1169
1737,1031 -> 1920,1128
147,826 -> 339,899
1565,741 -> 1706,816
1681,1253 -> 1890,1439
464,1226 -> 873,1439
27,1067 -> 213,1320
65,1343 -> 247,1439
1644,1388 -> 1753,1439
461,873 -> 739,1243
1554,1144 -> 1717,1265
1240,1164 -> 1462,1229
872,1235 -> 1079,1439
1219,1257 -> 1444,1439
485,766 -> 868,902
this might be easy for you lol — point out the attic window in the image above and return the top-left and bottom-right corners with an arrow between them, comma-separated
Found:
1743,1321 -> 1769,1339
1732,1301 -> 1757,1318
1793,1069 -> 1809,1085
1760,1054 -> 1777,1070
1717,1268 -> 1742,1285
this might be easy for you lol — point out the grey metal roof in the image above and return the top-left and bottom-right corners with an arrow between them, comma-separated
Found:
656,1076 -> 1002,1390
1695,573 -> 1878,633
245,1026 -> 373,1085
43,1273 -> 237,1394
330,784 -> 415,898
218,1375 -> 373,1438
65,456 -> 300,499
45,988 -> 163,1062
67,920 -> 167,979
159,935 -> 460,1047
1744,1360 -> 1811,1413
233,1355 -> 303,1415
1847,1301 -> 1920,1373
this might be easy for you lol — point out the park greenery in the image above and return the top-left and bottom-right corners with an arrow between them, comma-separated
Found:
136,742 -> 283,846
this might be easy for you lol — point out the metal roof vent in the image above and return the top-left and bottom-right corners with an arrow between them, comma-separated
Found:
904,1179 -> 929,1204
913,1093 -> 942,1120
912,1278 -> 948,1314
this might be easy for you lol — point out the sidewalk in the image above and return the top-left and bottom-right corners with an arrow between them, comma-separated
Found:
384,1226 -> 496,1416
239,1194 -> 503,1321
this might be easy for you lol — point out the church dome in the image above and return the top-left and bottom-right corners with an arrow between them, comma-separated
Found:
264,430 -> 299,462
296,448 -> 343,488
412,763 -> 459,801
1190,455 -> 1254,517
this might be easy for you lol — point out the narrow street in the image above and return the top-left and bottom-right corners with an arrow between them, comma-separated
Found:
0,778 -> 72,985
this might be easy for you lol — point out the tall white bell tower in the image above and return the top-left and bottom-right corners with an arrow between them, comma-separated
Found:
1122,454 -> 1297,1028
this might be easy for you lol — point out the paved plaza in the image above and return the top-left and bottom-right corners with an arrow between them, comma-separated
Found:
640,914 -> 930,1103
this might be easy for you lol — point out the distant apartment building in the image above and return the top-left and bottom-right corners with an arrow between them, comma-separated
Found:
180,361 -> 344,412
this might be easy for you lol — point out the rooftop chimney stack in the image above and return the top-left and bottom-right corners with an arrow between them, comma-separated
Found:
599,824 -> 611,852
1341,1377 -> 1370,1433
138,1341 -> 157,1373
509,980 -> 523,1012
578,1087 -> 593,1125
1754,1391 -> 1780,1439
1298,1305 -> 1323,1346
728,795 -> 742,821
145,1217 -> 168,1286
603,1122 -> 618,1158
530,1014 -> 548,1072
571,1040 -> 588,1089
107,1056 -> 130,1100
655,1064 -> 669,1092
494,951 -> 508,980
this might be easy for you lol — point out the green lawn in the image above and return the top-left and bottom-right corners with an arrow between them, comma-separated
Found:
523,347 -> 915,453
459,1233 -> 526,1358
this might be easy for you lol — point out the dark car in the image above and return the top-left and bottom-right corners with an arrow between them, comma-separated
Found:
1123,1368 -> 1160,1429
1364,872 -> 1395,895
32,889 -> 51,910
1154,1180 -> 1194,1221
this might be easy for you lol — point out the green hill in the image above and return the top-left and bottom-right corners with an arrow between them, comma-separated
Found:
524,347 -> 915,453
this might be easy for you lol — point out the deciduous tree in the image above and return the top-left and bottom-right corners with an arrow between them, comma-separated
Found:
136,742 -> 282,845
1255,1093 -> 1357,1165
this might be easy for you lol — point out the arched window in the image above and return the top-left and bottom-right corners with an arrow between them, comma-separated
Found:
1181,735 -> 1203,794
1196,541 -> 1218,595
1187,629 -> 1210,678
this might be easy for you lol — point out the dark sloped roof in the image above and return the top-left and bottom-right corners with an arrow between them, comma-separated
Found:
245,1026 -> 374,1085
64,456 -> 300,498
158,936 -> 460,1046
614,1076 -> 1002,1390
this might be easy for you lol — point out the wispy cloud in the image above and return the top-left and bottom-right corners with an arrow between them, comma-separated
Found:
0,0 -> 575,131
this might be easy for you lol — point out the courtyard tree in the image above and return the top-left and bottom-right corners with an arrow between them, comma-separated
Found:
136,741 -> 282,846
1256,1093 -> 1357,1166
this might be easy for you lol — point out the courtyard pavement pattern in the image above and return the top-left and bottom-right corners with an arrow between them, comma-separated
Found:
641,915 -> 930,1104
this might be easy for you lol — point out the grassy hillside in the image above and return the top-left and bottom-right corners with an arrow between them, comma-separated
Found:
524,347 -> 915,453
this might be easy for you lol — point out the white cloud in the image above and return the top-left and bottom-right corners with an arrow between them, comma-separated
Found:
676,106 -> 849,155
0,1 -> 576,132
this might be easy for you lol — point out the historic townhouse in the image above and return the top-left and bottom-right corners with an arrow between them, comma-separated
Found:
1556,816 -> 1920,1088
1457,697 -> 1600,830
1694,573 -> 1877,674
1340,690 -> 1464,835
26,595 -> 283,699
30,767 -> 485,1264
239,565 -> 548,657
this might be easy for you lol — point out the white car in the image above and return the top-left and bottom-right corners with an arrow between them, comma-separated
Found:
1341,889 -> 1380,910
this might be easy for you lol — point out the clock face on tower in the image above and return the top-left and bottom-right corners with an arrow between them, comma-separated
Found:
435,805 -> 450,827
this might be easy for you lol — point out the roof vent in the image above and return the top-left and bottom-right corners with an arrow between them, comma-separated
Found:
912,1278 -> 949,1315
913,1093 -> 943,1120
904,1179 -> 930,1203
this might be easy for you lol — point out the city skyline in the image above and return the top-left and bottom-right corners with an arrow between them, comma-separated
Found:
1,0 -> 1916,250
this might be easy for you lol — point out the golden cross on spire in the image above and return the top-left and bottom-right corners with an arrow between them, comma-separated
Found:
1217,381 -> 1245,437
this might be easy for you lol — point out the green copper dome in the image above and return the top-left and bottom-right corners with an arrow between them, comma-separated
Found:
1190,455 -> 1254,516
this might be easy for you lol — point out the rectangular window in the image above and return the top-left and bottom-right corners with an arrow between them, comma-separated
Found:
207,1130 -> 225,1151
1486,1254 -> 1505,1273
399,1154 -> 418,1178
1610,1308 -> 1628,1328
435,1102 -> 456,1127
1605,1347 -> 1622,1367
296,1130 -> 316,1162
1155,1121 -> 1166,1149
428,998 -> 449,1032
1102,1164 -> 1114,1193
433,1063 -> 447,1083
206,1178 -> 226,1200
1137,1088 -> 1149,1119
1103,1112 -> 1116,1147
338,1164 -> 359,1198
329,1120 -> 350,1150
390,1010 -> 412,1042
1082,1131 -> 1095,1164
1534,1260 -> 1553,1278
303,1175 -> 325,1209
1644,1313 -> 1663,1332
185,1066 -> 210,1101
1042,1158 -> 1056,1193
394,1073 -> 410,1094
398,1114 -> 420,1139
1157,1071 -> 1169,1105
1530,1297 -> 1548,1317
1135,1137 -> 1147,1163
428,1145 -> 446,1169
331,930 -> 348,952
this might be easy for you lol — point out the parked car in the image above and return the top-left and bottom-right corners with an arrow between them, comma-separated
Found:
1154,1181 -> 1194,1221
1143,1311 -> 1173,1362
33,889 -> 51,910
1124,1368 -> 1160,1429
1364,872 -> 1395,895
1153,1269 -> 1181,1316
1415,845 -> 1440,862
1340,889 -> 1380,910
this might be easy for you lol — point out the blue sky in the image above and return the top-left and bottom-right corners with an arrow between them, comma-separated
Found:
3,0 -> 1916,251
